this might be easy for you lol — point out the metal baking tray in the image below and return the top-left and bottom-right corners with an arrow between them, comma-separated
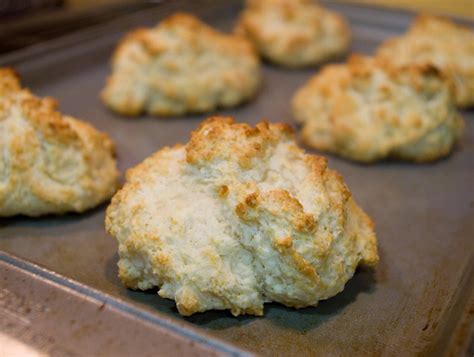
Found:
1,1 -> 473,355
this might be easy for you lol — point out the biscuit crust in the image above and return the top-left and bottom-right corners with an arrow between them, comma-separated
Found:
235,0 -> 350,67
0,68 -> 119,216
377,15 -> 474,108
106,116 -> 378,316
102,13 -> 261,116
292,55 -> 464,163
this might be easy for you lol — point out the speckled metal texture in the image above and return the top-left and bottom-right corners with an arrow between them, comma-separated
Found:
0,252 -> 246,357
0,1 -> 473,356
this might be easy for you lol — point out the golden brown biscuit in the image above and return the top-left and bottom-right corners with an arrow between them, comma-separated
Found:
377,15 -> 474,108
235,0 -> 350,67
106,116 -> 378,316
0,68 -> 119,216
292,55 -> 464,163
102,13 -> 261,117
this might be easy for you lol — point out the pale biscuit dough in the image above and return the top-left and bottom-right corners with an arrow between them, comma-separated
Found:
0,68 -> 119,216
235,0 -> 350,67
377,15 -> 474,108
102,13 -> 261,116
292,55 -> 464,163
106,116 -> 378,316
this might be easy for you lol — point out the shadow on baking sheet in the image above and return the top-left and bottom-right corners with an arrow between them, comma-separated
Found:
108,245 -> 379,333
0,202 -> 107,231
266,266 -> 377,333
184,266 -> 377,331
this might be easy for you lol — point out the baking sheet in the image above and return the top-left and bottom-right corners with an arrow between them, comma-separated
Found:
0,1 -> 473,355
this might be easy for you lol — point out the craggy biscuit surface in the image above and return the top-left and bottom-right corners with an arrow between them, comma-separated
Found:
106,116 -> 378,316
0,68 -> 119,216
102,13 -> 261,116
235,0 -> 350,67
377,15 -> 474,108
292,55 -> 464,163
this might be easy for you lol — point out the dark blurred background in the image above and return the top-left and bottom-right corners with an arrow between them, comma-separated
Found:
0,0 -> 472,55
0,0 -> 157,54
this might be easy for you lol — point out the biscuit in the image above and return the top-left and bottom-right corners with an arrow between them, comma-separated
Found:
106,116 -> 378,316
0,68 -> 119,217
102,13 -> 261,116
235,0 -> 350,67
376,15 -> 474,108
292,55 -> 464,163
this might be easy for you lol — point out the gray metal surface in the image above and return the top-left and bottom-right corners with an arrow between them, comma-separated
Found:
0,252 -> 244,357
0,1 -> 473,356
